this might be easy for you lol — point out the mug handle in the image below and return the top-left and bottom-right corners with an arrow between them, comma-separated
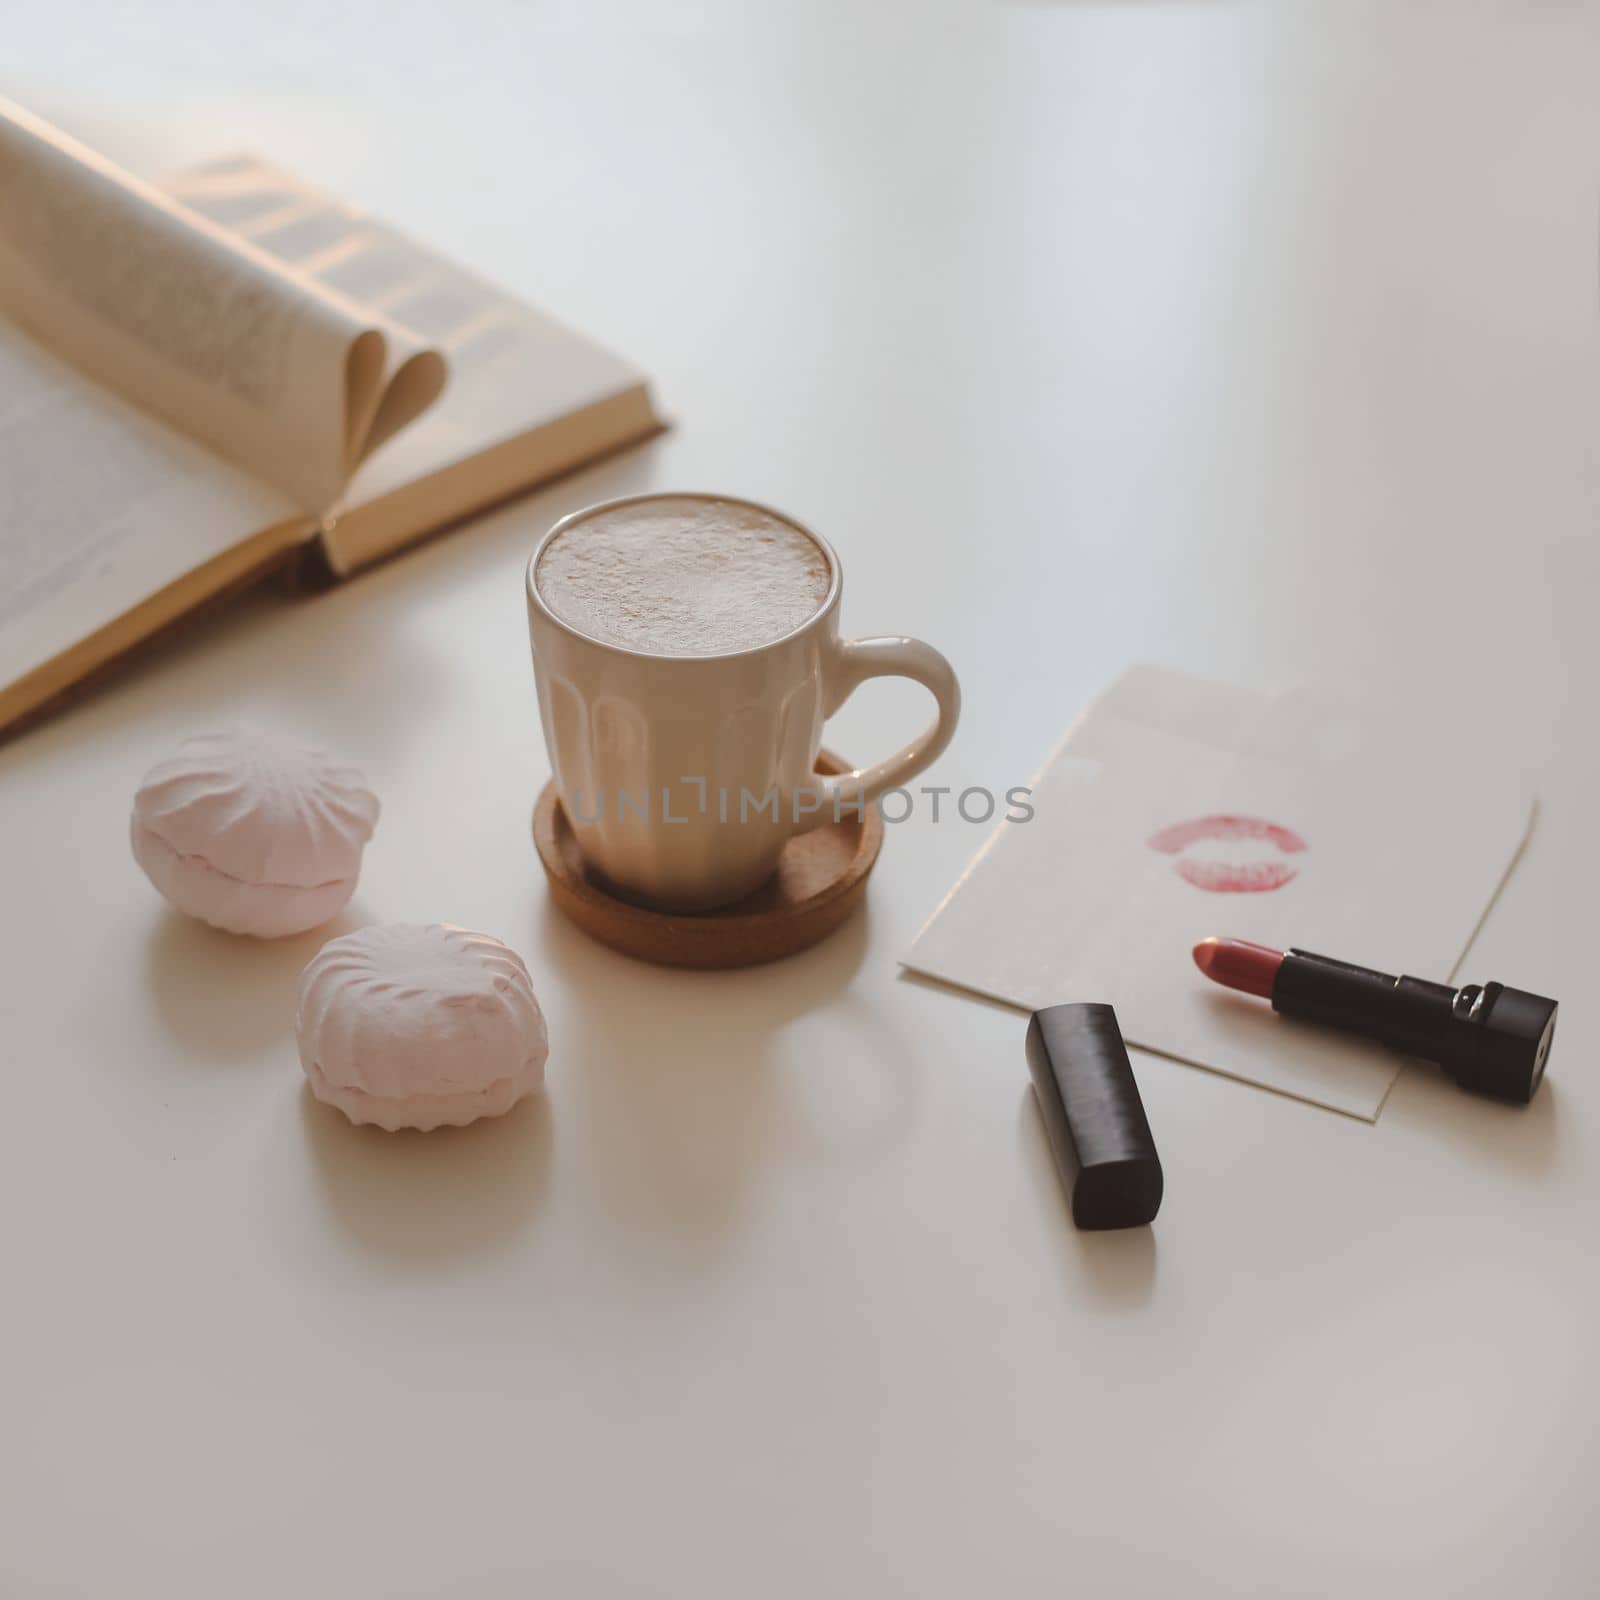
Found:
803,635 -> 961,830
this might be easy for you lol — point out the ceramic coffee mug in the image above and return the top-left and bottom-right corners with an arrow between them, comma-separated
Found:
526,492 -> 961,911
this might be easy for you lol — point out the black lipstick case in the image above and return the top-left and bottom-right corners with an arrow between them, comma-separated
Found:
1274,950 -> 1559,1104
1025,1002 -> 1163,1230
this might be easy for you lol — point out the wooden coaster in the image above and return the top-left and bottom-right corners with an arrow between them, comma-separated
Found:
532,750 -> 883,969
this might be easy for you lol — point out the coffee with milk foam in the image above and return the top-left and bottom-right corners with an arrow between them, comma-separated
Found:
535,496 -> 832,656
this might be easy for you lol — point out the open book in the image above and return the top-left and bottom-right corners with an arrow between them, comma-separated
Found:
0,99 -> 662,735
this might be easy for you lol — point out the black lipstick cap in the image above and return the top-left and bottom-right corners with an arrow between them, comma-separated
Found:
1025,1003 -> 1163,1230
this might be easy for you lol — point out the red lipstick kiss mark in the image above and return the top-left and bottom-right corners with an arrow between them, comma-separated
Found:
1147,813 -> 1308,893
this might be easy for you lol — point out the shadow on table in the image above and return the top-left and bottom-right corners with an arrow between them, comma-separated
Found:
142,901 -> 371,1063
1378,1060 -> 1562,1176
1017,1087 -> 1158,1311
298,1083 -> 553,1266
534,894 -> 910,1255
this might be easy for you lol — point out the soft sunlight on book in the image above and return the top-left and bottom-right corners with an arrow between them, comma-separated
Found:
0,99 -> 662,735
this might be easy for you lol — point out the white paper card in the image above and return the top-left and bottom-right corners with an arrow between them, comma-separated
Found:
905,666 -> 1535,1120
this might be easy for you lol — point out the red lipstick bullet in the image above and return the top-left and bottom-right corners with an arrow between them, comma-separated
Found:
1191,936 -> 1281,999
1192,937 -> 1558,1104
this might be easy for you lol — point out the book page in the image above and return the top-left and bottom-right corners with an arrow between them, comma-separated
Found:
0,100 -> 447,513
0,114 -> 656,733
0,323 -> 302,708
165,155 -> 652,556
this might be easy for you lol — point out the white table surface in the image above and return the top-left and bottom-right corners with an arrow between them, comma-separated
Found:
4,3 -> 1597,1595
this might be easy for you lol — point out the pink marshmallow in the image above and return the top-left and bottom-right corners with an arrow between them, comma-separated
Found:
131,727 -> 379,937
296,924 -> 548,1132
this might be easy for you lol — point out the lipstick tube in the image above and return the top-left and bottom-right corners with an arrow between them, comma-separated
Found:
1271,949 -> 1556,1103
